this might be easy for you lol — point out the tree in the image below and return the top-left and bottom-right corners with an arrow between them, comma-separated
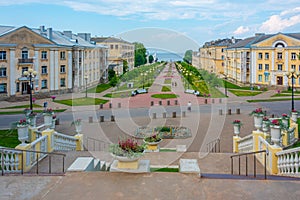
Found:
108,69 -> 115,81
123,60 -> 128,74
134,42 -> 147,67
183,50 -> 193,64
148,55 -> 154,63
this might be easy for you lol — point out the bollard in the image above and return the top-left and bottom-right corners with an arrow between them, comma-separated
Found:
55,118 -> 60,125
219,99 -> 222,103
167,100 -> 170,106
163,112 -> 166,118
205,99 -> 208,104
109,103 -> 112,109
212,99 -> 215,104
175,100 -> 178,105
236,108 -> 240,115
118,103 -> 121,108
111,115 -> 115,122
219,109 -> 222,115
182,111 -> 186,117
172,112 -> 176,118
151,101 -> 154,106
159,101 -> 162,106
99,116 -> 104,122
99,104 -> 103,109
153,113 -> 156,119
89,116 -> 93,123
228,109 -> 231,115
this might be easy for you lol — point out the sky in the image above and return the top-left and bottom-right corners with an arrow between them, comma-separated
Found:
0,0 -> 300,54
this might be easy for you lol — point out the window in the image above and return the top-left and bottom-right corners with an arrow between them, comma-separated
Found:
278,64 -> 283,71
41,80 -> 47,89
0,68 -> 6,77
265,75 -> 269,82
110,45 -> 113,49
0,83 -> 6,93
22,67 -> 28,74
265,64 -> 269,71
258,64 -> 263,70
265,53 -> 269,60
258,53 -> 263,59
0,51 -> 6,60
22,50 -> 28,59
41,51 -> 47,59
60,78 -> 66,87
60,65 -> 66,73
291,65 -> 296,70
258,75 -> 262,82
115,45 -> 118,49
41,66 -> 47,74
277,52 -> 282,60
60,51 -> 66,60
292,53 -> 297,60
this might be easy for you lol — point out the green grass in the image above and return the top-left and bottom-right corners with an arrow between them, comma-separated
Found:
103,92 -> 131,98
150,167 -> 179,172
247,97 -> 300,103
151,94 -> 178,99
0,104 -> 43,109
0,109 -> 66,115
225,81 -> 262,91
159,148 -> 176,152
272,93 -> 292,97
0,129 -> 20,148
54,98 -> 109,106
87,83 -> 111,93
164,79 -> 171,84
161,86 -> 171,92
229,90 -> 262,96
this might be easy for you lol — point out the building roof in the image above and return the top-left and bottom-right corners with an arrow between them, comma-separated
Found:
91,37 -> 133,45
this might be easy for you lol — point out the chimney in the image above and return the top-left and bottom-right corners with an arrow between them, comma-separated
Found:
47,28 -> 53,40
63,31 -> 73,38
231,36 -> 235,44
40,25 -> 45,32
78,33 -> 91,42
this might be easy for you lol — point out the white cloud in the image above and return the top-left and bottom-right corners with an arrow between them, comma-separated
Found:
233,26 -> 250,35
259,7 -> 300,33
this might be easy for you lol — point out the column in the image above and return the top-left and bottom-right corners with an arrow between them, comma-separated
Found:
54,50 -> 59,90
49,50 -> 55,91
250,51 -> 256,84
9,49 -> 16,96
271,51 -> 275,85
34,50 -> 39,90
67,50 -> 73,89
285,51 -> 289,72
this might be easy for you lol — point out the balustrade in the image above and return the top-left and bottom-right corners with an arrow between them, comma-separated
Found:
237,134 -> 253,153
276,147 -> 300,175
53,132 -> 77,151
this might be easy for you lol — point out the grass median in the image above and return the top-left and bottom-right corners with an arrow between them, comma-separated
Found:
54,97 -> 109,106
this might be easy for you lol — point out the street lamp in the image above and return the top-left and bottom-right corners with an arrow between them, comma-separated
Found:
286,69 -> 300,110
141,72 -> 147,89
223,73 -> 228,97
84,74 -> 88,98
185,72 -> 192,89
23,68 -> 37,111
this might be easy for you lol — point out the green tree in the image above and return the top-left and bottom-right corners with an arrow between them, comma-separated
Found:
183,50 -> 193,64
109,75 -> 119,87
149,55 -> 154,63
108,69 -> 115,81
134,42 -> 147,67
123,60 -> 128,74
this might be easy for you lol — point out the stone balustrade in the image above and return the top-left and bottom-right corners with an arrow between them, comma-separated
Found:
0,148 -> 22,174
276,147 -> 300,175
237,134 -> 253,153
53,132 -> 78,151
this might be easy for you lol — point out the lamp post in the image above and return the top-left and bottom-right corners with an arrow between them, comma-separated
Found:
185,72 -> 192,89
23,68 -> 37,111
286,69 -> 300,110
84,74 -> 88,98
224,74 -> 228,97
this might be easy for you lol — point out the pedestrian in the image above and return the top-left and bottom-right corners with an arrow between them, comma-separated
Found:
187,101 -> 191,112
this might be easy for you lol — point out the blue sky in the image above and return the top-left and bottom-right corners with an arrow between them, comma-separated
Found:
0,0 -> 300,53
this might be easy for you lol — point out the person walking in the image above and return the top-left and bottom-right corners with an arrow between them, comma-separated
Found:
187,101 -> 191,112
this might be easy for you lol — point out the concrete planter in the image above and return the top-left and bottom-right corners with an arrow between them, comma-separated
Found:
291,112 -> 298,122
270,125 -> 281,147
233,124 -> 241,135
254,115 -> 263,131
17,125 -> 29,145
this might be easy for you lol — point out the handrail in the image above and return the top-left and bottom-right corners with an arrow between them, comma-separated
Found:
230,150 -> 267,179
1,147 -> 66,176
206,138 -> 220,153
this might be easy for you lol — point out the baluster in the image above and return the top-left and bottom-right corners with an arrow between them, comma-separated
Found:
295,153 -> 299,174
282,155 -> 287,174
15,152 -> 19,172
290,153 -> 294,174
4,152 -> 10,172
9,152 -> 15,172
277,155 -> 282,174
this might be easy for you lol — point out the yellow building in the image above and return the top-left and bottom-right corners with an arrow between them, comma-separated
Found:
225,33 -> 300,88
91,37 -> 134,75
0,25 -> 108,97
197,38 -> 238,75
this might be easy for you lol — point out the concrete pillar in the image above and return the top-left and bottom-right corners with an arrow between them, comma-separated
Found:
109,103 -> 112,109
228,109 -> 231,115
219,109 -> 223,115
99,116 -> 104,122
163,112 -> 166,118
118,103 -> 121,108
152,113 -> 156,119
159,101 -> 162,106
172,112 -> 176,118
205,99 -> 208,104
151,101 -> 154,106
212,99 -> 215,104
236,108 -> 240,115
89,116 -> 93,123
219,99 -> 222,103
182,111 -> 186,117
167,100 -> 170,106
175,100 -> 178,105
111,115 -> 115,121
99,104 -> 103,109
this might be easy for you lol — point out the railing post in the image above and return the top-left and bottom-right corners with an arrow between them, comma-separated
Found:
36,153 -> 39,174
264,153 -> 267,179
63,156 -> 65,173
1,150 -> 4,176
254,155 -> 256,178
238,156 -> 241,175
49,156 -> 51,174
231,157 -> 233,175
21,151 -> 23,175
246,155 -> 248,176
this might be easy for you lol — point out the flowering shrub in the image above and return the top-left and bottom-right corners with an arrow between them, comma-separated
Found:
250,108 -> 265,116
282,113 -> 289,119
271,119 -> 280,126
292,109 -> 297,113
232,120 -> 242,126
144,134 -> 162,143
52,115 -> 57,119
28,112 -> 37,118
43,108 -> 54,115
262,116 -> 269,121
11,119 -> 28,129
109,137 -> 145,158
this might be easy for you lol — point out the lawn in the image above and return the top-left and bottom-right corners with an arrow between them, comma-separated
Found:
87,83 -> 111,93
103,92 -> 131,98
0,104 -> 43,109
161,86 -> 171,92
164,79 -> 172,84
0,129 -> 20,148
150,167 -> 179,172
151,94 -> 178,99
229,89 -> 262,96
0,109 -> 67,115
247,97 -> 300,103
54,97 -> 109,106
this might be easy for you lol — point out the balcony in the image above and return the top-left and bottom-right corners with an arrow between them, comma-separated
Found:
18,58 -> 34,64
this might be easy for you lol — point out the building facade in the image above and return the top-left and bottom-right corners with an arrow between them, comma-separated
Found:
224,33 -> 300,88
0,25 -> 108,97
91,37 -> 134,75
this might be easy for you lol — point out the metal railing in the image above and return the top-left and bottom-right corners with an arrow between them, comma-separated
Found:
230,150 -> 267,179
206,138 -> 220,153
1,147 -> 66,176
85,136 -> 110,151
